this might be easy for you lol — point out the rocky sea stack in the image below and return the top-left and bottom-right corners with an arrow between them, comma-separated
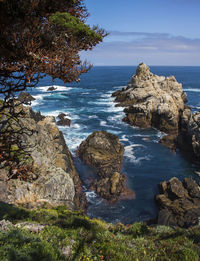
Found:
77,131 -> 131,201
113,63 -> 200,161
112,63 -> 186,134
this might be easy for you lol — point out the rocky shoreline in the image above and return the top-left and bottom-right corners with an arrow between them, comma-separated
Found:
0,68 -> 200,229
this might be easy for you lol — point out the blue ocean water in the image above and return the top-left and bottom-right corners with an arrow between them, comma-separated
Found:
29,66 -> 200,224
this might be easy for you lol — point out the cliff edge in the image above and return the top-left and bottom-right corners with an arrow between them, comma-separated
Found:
0,105 -> 85,210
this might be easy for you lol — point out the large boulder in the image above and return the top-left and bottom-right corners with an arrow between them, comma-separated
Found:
155,177 -> 200,228
113,63 -> 186,135
0,105 -> 85,210
77,131 -> 127,201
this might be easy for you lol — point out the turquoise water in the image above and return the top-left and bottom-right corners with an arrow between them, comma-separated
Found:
30,66 -> 200,224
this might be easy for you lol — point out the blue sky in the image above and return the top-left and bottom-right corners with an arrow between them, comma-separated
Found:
81,0 -> 200,66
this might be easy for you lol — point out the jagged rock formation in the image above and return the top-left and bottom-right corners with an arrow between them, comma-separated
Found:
112,63 -> 187,135
77,131 -> 129,201
0,105 -> 85,210
155,177 -> 200,228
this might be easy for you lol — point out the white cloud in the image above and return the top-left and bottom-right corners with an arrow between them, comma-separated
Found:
81,31 -> 200,65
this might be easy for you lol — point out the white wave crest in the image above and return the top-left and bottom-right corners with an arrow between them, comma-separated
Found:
124,144 -> 147,163
88,115 -> 98,119
31,93 -> 51,107
100,120 -> 107,126
120,135 -> 129,142
183,88 -> 200,93
86,191 -> 103,205
112,85 -> 126,89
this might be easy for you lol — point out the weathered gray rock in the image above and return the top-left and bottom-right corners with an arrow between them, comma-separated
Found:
0,105 -> 85,210
155,177 -> 200,228
0,220 -> 13,231
16,222 -> 46,233
113,63 -> 186,135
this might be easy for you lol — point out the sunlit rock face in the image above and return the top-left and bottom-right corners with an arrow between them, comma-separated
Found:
112,63 -> 187,135
0,105 -> 85,210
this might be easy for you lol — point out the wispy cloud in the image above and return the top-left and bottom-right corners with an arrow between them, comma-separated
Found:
81,31 -> 200,65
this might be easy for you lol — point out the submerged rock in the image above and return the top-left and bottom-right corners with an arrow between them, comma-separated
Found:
18,91 -> 35,104
77,131 -> 128,201
0,105 -> 85,210
113,63 -> 186,135
155,177 -> 200,228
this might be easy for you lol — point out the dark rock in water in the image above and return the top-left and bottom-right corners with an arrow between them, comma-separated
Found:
155,177 -> 200,228
47,86 -> 57,91
57,113 -> 71,126
77,131 -> 130,201
18,91 -> 35,104
57,118 -> 71,127
58,113 -> 69,119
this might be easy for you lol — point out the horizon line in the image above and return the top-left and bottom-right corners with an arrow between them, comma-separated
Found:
91,65 -> 200,67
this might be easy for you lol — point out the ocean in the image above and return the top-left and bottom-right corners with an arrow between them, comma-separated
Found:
29,66 -> 200,224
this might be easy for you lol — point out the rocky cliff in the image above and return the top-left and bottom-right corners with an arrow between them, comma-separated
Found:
0,105 -> 85,210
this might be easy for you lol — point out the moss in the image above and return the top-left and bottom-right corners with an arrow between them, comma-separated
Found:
0,202 -> 199,261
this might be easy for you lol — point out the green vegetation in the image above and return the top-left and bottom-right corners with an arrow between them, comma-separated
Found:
50,12 -> 103,42
0,203 -> 199,261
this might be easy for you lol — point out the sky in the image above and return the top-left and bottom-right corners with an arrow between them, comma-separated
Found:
81,0 -> 200,66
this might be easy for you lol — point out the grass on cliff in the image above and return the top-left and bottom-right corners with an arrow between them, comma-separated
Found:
0,202 -> 199,261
